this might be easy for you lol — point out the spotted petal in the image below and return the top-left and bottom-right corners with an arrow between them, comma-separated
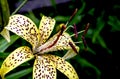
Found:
39,16 -> 55,45
5,14 -> 40,48
63,47 -> 79,60
36,32 -> 79,58
33,55 -> 56,79
47,54 -> 79,79
0,46 -> 34,78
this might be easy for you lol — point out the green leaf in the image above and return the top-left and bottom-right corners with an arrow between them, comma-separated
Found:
87,46 -> 96,55
97,35 -> 112,54
0,35 -> 19,52
50,0 -> 56,10
55,16 -> 69,22
0,0 -> 10,31
76,56 -> 101,79
88,8 -> 95,16
108,16 -> 120,31
0,52 -> 9,59
6,67 -> 32,79
97,35 -> 107,48
92,12 -> 105,43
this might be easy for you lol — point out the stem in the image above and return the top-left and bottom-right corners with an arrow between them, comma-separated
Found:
11,0 -> 27,15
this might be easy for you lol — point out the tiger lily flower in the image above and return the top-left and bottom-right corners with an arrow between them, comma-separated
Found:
0,14 -> 80,79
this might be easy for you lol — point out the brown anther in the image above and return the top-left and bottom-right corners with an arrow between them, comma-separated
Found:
69,42 -> 78,54
69,8 -> 78,23
81,23 -> 90,49
50,24 -> 66,47
81,35 -> 87,49
73,24 -> 78,38
83,23 -> 89,36
65,8 -> 78,26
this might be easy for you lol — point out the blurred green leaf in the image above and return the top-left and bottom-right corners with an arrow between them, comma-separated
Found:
0,52 -> 9,58
6,67 -> 32,79
0,10 -> 2,31
113,5 -> 120,9
0,35 -> 19,52
97,35 -> 112,54
50,0 -> 56,10
0,0 -> 10,31
108,16 -> 120,31
88,8 -> 95,16
87,46 -> 96,55
55,16 -> 69,22
97,35 -> 107,48
92,14 -> 105,43
76,56 -> 101,79
0,0 -> 11,42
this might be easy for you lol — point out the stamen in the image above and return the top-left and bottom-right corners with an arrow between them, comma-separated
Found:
36,25 -> 66,54
64,25 -> 73,32
74,41 -> 83,44
69,42 -> 78,54
81,23 -> 90,49
46,25 -> 66,48
81,35 -> 87,48
70,30 -> 85,37
73,24 -> 78,38
70,23 -> 89,38
83,23 -> 89,36
65,8 -> 78,26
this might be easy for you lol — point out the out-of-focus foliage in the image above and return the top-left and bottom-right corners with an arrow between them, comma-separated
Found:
0,0 -> 10,31
0,0 -> 114,79
0,0 -> 10,42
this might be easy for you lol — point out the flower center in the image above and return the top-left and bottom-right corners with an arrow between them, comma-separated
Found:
33,24 -> 66,55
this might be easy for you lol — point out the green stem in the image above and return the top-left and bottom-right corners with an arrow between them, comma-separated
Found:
11,0 -> 27,15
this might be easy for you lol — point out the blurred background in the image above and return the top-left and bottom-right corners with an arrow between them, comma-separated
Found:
0,0 -> 116,79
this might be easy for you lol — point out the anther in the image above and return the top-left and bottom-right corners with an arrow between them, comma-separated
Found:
83,23 -> 89,36
69,42 -> 78,54
81,35 -> 87,48
73,24 -> 78,38
69,8 -> 78,23
65,8 -> 78,26
81,23 -> 90,49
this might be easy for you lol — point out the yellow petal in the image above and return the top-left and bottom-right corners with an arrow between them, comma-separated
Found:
63,46 -> 79,60
33,55 -> 56,79
0,28 -> 10,42
47,54 -> 79,79
36,32 -> 79,56
5,14 -> 40,48
0,46 -> 34,78
39,16 -> 55,44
